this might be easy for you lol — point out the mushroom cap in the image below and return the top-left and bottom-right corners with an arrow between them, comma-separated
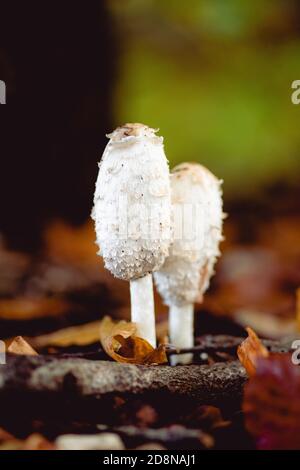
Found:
92,124 -> 171,281
154,162 -> 224,306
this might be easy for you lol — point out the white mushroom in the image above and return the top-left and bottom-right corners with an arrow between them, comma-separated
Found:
154,163 -> 224,364
92,123 -> 171,347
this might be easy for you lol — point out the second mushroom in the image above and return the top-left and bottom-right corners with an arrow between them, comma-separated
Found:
154,163 -> 224,364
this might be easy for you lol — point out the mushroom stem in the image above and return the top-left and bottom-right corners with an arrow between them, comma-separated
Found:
169,304 -> 194,365
130,274 -> 156,348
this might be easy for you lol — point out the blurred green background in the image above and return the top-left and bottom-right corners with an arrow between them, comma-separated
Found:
108,0 -> 300,196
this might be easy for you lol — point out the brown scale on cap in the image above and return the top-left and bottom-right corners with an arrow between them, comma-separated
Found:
107,123 -> 159,142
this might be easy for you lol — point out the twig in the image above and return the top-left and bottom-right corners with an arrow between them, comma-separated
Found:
0,354 -> 246,405
51,334 -> 290,361
166,334 -> 292,356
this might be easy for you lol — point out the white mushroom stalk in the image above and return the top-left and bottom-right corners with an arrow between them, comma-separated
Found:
154,163 -> 224,364
92,123 -> 171,348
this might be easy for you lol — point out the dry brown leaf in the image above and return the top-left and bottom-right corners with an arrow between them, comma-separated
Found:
100,316 -> 167,365
28,321 -> 101,349
0,297 -> 70,320
237,327 -> 269,376
8,336 -> 38,356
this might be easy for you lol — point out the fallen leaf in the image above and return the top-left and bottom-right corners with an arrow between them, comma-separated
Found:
8,336 -> 38,356
244,354 -> 300,449
28,321 -> 101,349
100,316 -> 167,365
237,327 -> 269,376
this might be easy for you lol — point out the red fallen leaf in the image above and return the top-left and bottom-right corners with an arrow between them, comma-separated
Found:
99,316 -> 167,365
237,327 -> 269,376
243,354 -> 300,450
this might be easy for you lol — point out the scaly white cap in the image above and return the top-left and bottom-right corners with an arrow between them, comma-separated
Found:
154,162 -> 224,306
92,123 -> 171,281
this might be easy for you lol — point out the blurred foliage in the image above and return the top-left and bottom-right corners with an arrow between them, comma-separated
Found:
108,0 -> 300,195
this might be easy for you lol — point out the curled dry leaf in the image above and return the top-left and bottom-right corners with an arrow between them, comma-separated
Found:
237,327 -> 269,376
8,336 -> 38,356
244,354 -> 300,449
100,316 -> 167,365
